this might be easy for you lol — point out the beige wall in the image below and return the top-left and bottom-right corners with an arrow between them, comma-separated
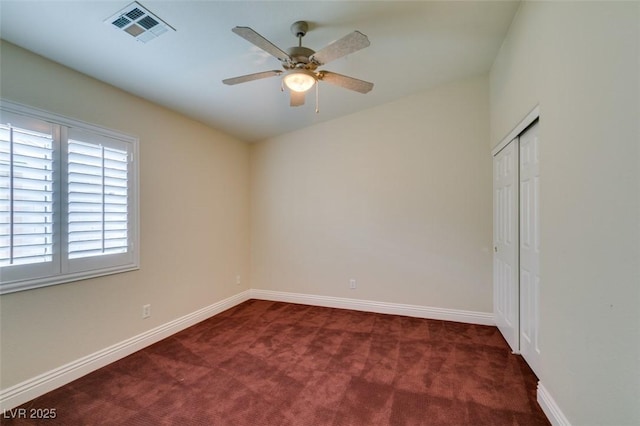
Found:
490,2 -> 640,424
0,41 -> 251,388
251,75 -> 492,312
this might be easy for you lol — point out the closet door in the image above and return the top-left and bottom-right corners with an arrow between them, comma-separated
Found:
493,140 -> 519,353
519,122 -> 541,375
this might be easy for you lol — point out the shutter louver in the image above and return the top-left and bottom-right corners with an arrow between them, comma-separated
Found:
0,124 -> 54,267
68,139 -> 128,260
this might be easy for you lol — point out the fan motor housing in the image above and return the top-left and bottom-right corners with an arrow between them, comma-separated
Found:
285,46 -> 317,69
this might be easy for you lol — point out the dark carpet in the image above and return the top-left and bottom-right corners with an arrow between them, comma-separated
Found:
4,299 -> 550,425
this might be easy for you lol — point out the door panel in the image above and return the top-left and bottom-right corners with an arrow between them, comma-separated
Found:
493,139 -> 519,353
519,121 -> 541,375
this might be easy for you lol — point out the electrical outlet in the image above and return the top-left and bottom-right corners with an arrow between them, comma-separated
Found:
349,279 -> 357,290
142,304 -> 151,319
236,275 -> 241,285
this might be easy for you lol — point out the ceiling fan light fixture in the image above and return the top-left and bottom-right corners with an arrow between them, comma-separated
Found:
223,22 -> 373,108
283,70 -> 316,92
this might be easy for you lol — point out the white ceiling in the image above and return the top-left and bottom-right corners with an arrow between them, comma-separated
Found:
0,1 -> 520,142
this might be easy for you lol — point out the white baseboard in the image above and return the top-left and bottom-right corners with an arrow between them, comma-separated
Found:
0,290 -> 251,411
537,382 -> 571,426
249,289 -> 494,326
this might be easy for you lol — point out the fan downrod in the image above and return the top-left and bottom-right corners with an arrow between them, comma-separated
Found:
285,21 -> 315,69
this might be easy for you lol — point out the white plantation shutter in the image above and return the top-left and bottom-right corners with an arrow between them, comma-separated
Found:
0,112 -> 59,284
67,135 -> 129,260
65,128 -> 135,274
0,101 -> 138,294
0,124 -> 54,265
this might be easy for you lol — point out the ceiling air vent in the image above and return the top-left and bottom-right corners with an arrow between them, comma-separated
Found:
105,1 -> 175,43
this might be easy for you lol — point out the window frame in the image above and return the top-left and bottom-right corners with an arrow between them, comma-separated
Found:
1,99 -> 140,294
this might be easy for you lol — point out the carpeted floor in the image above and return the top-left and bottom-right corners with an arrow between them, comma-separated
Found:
4,300 -> 550,425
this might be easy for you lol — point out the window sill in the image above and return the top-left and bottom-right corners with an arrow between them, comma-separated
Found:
0,264 -> 140,295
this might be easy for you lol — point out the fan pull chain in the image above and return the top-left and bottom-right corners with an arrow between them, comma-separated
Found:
315,82 -> 320,113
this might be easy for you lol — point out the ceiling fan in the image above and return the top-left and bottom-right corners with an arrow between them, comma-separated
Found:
222,21 -> 374,108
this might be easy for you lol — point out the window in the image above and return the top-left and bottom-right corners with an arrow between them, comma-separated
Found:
1,100 -> 139,294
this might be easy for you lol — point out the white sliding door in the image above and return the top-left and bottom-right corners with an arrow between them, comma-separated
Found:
493,139 -> 520,353
519,122 -> 541,375
492,114 -> 541,375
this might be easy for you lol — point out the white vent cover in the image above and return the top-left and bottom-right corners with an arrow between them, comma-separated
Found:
105,1 -> 175,43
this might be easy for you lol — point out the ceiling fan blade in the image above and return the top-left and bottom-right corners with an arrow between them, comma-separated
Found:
290,90 -> 305,107
310,31 -> 370,65
232,26 -> 291,63
318,71 -> 374,94
222,70 -> 282,85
